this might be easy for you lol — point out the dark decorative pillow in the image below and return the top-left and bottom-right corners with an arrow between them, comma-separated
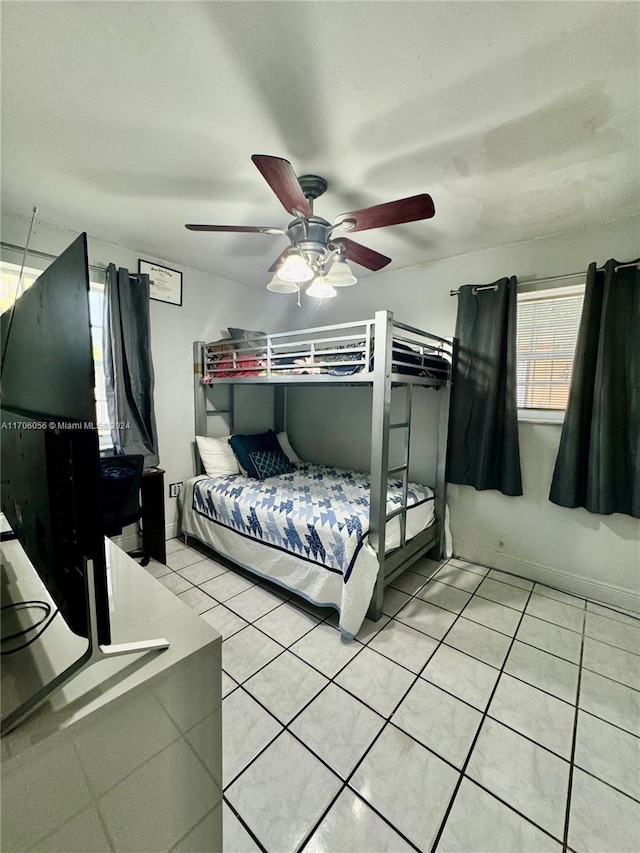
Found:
228,327 -> 268,354
249,449 -> 295,480
228,430 -> 281,478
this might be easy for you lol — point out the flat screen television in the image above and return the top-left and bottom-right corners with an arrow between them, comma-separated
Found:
0,232 -> 111,645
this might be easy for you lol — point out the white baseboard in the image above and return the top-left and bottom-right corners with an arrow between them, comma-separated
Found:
112,521 -> 180,554
454,540 -> 640,616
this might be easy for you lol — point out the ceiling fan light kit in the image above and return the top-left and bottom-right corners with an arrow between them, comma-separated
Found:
185,154 -> 435,301
266,274 -> 299,294
306,277 -> 337,300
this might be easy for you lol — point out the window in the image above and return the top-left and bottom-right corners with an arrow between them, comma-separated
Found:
516,284 -> 585,413
1,260 -> 112,450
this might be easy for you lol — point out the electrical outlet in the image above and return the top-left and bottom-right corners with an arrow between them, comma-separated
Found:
169,482 -> 182,498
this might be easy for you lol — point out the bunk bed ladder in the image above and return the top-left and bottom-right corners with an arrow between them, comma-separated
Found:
368,310 -> 398,622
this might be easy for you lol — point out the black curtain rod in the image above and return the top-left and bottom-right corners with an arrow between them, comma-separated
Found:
449,261 -> 639,296
0,241 -> 148,279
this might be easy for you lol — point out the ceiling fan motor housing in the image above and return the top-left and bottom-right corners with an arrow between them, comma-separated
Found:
287,216 -> 333,268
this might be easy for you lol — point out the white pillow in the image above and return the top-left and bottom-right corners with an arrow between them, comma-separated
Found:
195,434 -> 239,477
277,431 -> 302,463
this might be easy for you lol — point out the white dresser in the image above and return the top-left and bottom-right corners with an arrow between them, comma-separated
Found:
1,538 -> 222,853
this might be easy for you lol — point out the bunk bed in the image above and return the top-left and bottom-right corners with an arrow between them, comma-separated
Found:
182,310 -> 454,638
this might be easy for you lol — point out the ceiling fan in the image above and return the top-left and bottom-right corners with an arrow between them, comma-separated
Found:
185,154 -> 435,298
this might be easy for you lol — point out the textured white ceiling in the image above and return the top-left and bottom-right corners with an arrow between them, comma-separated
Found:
1,1 -> 638,288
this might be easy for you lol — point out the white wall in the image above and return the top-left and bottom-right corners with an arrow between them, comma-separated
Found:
284,216 -> 640,611
1,210 -> 290,537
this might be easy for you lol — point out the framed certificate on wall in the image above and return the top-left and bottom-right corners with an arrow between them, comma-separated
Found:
139,260 -> 183,306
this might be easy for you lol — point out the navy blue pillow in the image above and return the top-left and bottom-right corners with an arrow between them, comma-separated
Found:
249,449 -> 295,480
228,430 -> 281,479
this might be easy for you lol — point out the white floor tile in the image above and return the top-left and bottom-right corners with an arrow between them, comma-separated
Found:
178,559 -> 228,586
467,718 -> 569,841
289,683 -> 385,779
222,626 -> 283,683
388,569 -> 428,595
200,570 -> 255,603
368,619 -> 438,673
222,689 -> 282,786
144,560 -> 173,579
462,595 -> 522,636
411,556 -> 445,578
418,579 -> 472,613
568,768 -> 640,853
351,724 -> 459,850
574,710 -> 640,801
303,788 -> 414,853
586,600 -> 640,628
438,778 -> 562,853
165,537 -> 187,555
526,593 -> 585,633
335,646 -> 415,717
475,577 -> 530,611
394,597 -> 458,641
201,605 -> 248,640
177,586 -> 218,615
222,804 -> 261,853
421,644 -> 500,711
504,641 -> 579,704
244,651 -> 328,724
435,564 -> 484,592
226,732 -> 342,853
579,669 -> 640,736
382,586 -> 411,616
221,671 -> 238,698
445,618 -> 512,668
290,623 -> 363,678
582,636 -> 640,690
254,602 -> 320,646
488,673 -> 575,759
392,679 -> 482,768
223,585 -> 283,622
353,614 -> 391,643
533,582 -> 585,609
486,568 -> 534,591
166,548 -> 208,571
448,558 -> 489,576
585,610 -> 640,656
516,613 -> 582,663
157,572 -> 193,596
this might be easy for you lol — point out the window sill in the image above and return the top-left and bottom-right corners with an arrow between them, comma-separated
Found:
518,409 -> 564,426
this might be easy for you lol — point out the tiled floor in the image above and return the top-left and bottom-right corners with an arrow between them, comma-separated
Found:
149,539 -> 640,853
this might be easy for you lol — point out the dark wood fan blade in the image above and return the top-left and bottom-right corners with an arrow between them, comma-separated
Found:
338,238 -> 392,271
335,194 -> 435,233
251,155 -> 312,218
185,224 -> 284,234
268,247 -> 293,273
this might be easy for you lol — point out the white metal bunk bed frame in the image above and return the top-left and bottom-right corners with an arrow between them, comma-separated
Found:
191,310 -> 454,621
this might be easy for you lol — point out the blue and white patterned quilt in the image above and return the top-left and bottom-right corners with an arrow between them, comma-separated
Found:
192,463 -> 434,582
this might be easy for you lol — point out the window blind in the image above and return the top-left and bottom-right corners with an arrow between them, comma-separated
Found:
516,288 -> 585,410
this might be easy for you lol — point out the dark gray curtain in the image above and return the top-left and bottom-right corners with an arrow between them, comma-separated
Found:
103,264 -> 159,467
447,276 -> 523,496
550,258 -> 639,517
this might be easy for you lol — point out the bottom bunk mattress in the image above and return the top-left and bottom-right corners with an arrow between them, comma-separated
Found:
181,463 -> 436,637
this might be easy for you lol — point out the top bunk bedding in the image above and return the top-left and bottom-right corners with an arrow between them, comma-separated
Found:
201,314 -> 452,387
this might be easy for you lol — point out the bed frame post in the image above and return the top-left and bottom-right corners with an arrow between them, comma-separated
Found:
367,310 -> 394,621
193,341 -> 206,476
434,337 -> 455,559
274,386 -> 286,433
